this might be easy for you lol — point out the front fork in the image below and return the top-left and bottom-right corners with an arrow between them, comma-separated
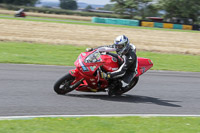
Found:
69,68 -> 109,91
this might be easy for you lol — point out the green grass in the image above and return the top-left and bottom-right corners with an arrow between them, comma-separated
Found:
137,51 -> 200,72
0,14 -> 199,33
0,116 -> 200,133
0,13 -> 90,22
0,42 -> 86,66
0,41 -> 200,72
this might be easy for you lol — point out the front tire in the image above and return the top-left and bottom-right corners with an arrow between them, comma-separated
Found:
54,73 -> 75,95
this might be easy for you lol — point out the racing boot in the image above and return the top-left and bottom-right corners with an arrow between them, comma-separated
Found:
108,81 -> 122,96
115,77 -> 139,95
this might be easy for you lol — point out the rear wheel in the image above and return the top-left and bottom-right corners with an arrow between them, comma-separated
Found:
54,73 -> 75,95
115,77 -> 139,96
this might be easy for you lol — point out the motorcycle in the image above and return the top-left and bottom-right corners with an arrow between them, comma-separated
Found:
54,48 -> 153,96
14,9 -> 26,18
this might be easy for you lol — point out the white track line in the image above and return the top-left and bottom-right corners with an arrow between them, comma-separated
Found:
1,114 -> 200,120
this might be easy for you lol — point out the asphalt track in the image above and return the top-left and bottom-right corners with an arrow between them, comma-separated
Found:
0,63 -> 200,117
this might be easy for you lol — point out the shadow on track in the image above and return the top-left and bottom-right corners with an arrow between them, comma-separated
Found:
66,94 -> 181,107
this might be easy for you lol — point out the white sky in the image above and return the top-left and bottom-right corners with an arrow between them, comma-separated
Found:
44,0 -> 112,5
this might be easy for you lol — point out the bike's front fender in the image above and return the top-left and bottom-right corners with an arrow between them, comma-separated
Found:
69,69 -> 84,85
69,69 -> 79,77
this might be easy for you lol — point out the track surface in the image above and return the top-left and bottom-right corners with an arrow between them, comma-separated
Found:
0,63 -> 200,116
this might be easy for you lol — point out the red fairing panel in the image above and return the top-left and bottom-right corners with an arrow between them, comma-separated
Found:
69,69 -> 79,77
69,69 -> 84,86
101,54 -> 119,72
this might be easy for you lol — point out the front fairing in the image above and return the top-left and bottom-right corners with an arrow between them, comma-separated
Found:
74,50 -> 103,76
73,50 -> 109,90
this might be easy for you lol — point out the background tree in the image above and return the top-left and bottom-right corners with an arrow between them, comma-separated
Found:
111,0 -> 153,19
0,0 -> 38,6
159,0 -> 200,23
110,0 -> 127,16
60,0 -> 77,10
137,0 -> 154,19
85,5 -> 92,10
101,4 -> 115,11
143,4 -> 160,18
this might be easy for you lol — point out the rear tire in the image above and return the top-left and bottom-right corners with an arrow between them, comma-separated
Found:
54,73 -> 75,95
115,77 -> 139,95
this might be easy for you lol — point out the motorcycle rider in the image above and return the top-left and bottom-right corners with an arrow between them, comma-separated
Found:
15,8 -> 25,17
87,35 -> 137,95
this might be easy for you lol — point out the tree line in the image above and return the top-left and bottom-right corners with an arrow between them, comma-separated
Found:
0,0 -> 78,10
0,0 -> 199,23
0,0 -> 38,6
110,0 -> 200,23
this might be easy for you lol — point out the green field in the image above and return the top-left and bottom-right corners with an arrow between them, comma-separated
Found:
0,41 -> 200,72
0,14 -> 199,33
0,14 -> 90,22
0,116 -> 200,133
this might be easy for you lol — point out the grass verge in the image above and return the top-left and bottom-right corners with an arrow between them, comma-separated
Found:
0,116 -> 199,133
0,14 -> 199,33
0,41 -> 85,66
0,14 -> 91,22
0,41 -> 200,72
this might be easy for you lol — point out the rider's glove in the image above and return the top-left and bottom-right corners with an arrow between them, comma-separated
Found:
86,48 -> 93,52
100,72 -> 111,80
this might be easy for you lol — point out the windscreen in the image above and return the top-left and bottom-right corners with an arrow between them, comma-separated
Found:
85,51 -> 102,63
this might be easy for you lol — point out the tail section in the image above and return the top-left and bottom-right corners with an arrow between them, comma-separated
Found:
136,57 -> 153,77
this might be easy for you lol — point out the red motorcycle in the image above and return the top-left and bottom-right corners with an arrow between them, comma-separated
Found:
54,48 -> 153,96
14,9 -> 26,18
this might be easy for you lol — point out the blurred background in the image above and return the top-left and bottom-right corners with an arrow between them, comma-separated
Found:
0,0 -> 199,25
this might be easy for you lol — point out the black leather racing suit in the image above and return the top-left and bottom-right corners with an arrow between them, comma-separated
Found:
109,45 -> 137,87
97,44 -> 137,89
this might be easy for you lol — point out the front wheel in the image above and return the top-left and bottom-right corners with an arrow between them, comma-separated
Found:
54,73 -> 75,95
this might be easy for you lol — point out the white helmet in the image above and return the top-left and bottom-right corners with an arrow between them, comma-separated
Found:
114,35 -> 130,55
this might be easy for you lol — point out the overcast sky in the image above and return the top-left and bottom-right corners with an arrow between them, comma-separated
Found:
44,0 -> 112,5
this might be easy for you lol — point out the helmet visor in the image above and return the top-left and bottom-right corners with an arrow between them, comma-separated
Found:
116,44 -> 124,50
